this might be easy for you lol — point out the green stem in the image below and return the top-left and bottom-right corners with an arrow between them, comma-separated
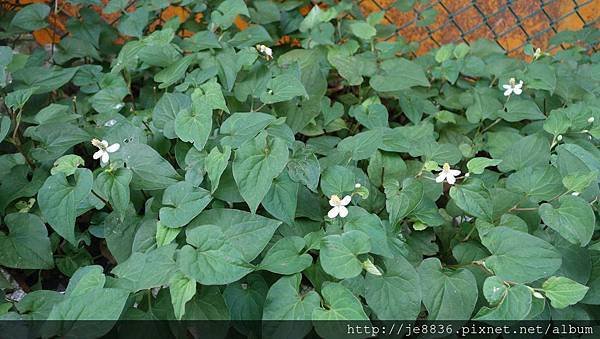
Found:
8,107 -> 35,170
92,190 -> 112,210
472,260 -> 494,275
124,69 -> 136,110
147,290 -> 153,312
462,224 -> 477,241
480,118 -> 502,134
509,207 -> 538,212
488,75 -> 497,88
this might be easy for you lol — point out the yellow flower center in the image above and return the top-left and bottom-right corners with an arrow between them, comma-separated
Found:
91,139 -> 105,150
330,195 -> 341,205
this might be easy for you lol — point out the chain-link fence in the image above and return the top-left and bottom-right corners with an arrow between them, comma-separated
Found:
360,0 -> 600,54
3,0 -> 600,55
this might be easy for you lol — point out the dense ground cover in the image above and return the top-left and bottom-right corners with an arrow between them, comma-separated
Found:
0,1 -> 600,337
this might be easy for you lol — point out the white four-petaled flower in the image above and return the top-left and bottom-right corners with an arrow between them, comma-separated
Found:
255,44 -> 273,60
327,194 -> 351,219
91,138 -> 120,164
436,163 -> 461,185
502,78 -> 524,96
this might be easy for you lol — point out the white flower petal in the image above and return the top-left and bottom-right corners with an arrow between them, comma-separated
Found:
106,143 -> 120,153
513,87 -> 522,95
502,84 -> 511,89
101,140 -> 109,147
340,195 -> 352,206
329,195 -> 340,207
435,173 -> 446,183
446,175 -> 456,185
449,169 -> 461,176
503,88 -> 512,96
327,206 -> 340,219
93,150 -> 104,159
101,152 -> 110,164
338,206 -> 349,218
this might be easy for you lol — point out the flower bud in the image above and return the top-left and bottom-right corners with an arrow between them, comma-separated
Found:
413,222 -> 427,231
362,259 -> 382,276
557,135 -> 563,141
588,117 -> 595,124
533,291 -> 545,299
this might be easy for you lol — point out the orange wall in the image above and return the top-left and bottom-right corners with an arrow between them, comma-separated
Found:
362,0 -> 600,54
3,0 -> 599,54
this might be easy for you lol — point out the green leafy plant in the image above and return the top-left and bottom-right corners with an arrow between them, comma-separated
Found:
1,0 -> 599,334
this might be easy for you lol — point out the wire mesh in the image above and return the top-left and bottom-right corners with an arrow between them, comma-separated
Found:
2,0 -> 599,55
361,0 -> 600,55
